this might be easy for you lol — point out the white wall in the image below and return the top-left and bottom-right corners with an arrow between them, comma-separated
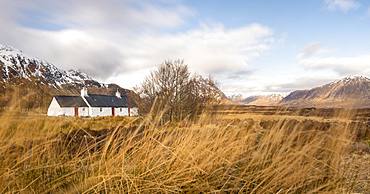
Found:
114,107 -> 129,116
78,107 -> 89,117
47,98 -> 75,116
89,107 -> 139,117
58,107 -> 88,117
62,107 -> 75,116
47,98 -> 63,116
114,107 -> 139,116
47,97 -> 89,117
90,107 -> 113,117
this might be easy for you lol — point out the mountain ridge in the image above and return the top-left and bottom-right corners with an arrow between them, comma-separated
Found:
0,44 -> 136,110
281,76 -> 370,108
242,94 -> 283,106
0,44 -> 105,88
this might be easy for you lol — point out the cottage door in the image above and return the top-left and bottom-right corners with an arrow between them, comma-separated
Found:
112,107 -> 115,116
74,107 -> 79,117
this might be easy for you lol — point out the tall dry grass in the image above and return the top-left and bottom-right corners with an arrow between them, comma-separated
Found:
0,104 -> 361,193
0,91 -> 366,193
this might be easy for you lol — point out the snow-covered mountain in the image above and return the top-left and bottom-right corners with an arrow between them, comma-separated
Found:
229,94 -> 244,103
281,76 -> 370,108
0,44 -> 106,88
242,94 -> 283,106
0,44 -> 138,110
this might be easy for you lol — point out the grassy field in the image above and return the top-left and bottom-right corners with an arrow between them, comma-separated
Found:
0,106 -> 369,193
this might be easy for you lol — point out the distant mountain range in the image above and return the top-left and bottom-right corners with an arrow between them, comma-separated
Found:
242,94 -> 283,106
237,76 -> 370,108
1,44 -> 369,109
280,76 -> 370,108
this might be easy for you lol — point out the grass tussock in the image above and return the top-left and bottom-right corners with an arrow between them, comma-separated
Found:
0,106 -> 361,193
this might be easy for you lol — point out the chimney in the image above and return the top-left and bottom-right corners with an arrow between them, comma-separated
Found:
81,87 -> 88,97
115,89 -> 121,98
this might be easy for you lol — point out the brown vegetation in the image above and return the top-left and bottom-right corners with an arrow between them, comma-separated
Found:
0,69 -> 369,193
0,103 -> 369,193
136,60 -> 224,121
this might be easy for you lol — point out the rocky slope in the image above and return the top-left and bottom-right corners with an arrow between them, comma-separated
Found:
0,44 -> 134,110
242,94 -> 283,106
0,44 -> 107,89
281,76 -> 370,108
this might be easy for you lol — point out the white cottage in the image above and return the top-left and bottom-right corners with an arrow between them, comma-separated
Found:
47,88 -> 138,117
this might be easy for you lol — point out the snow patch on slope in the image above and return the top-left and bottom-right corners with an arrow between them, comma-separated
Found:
0,44 -> 97,87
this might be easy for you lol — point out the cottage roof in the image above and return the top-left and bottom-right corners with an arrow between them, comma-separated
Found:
84,94 -> 128,107
55,96 -> 88,107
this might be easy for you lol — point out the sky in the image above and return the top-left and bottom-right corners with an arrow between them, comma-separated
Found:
0,0 -> 370,97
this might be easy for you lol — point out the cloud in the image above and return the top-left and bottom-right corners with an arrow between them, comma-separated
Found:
324,0 -> 359,12
297,43 -> 370,76
300,54 -> 370,75
226,70 -> 255,79
268,77 -> 335,92
11,0 -> 194,30
0,0 -> 195,79
108,23 -> 273,90
0,0 -> 274,84
0,27 -> 126,78
297,42 -> 323,58
297,42 -> 332,59
123,23 -> 273,74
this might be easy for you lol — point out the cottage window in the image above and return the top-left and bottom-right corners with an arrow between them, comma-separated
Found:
82,108 -> 85,111
120,108 -> 122,112
100,108 -> 103,112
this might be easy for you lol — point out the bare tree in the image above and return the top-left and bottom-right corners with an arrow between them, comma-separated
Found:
137,60 -> 224,121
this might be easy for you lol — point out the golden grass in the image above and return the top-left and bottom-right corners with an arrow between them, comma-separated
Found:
0,112 -> 137,142
0,93 -> 368,193
0,105 -> 364,193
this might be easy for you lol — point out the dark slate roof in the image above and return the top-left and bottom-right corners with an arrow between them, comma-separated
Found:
83,94 -> 128,107
55,96 -> 88,107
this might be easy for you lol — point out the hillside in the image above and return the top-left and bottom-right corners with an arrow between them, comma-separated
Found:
0,44 -> 135,110
242,94 -> 283,106
0,45 -> 101,88
281,76 -> 370,108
